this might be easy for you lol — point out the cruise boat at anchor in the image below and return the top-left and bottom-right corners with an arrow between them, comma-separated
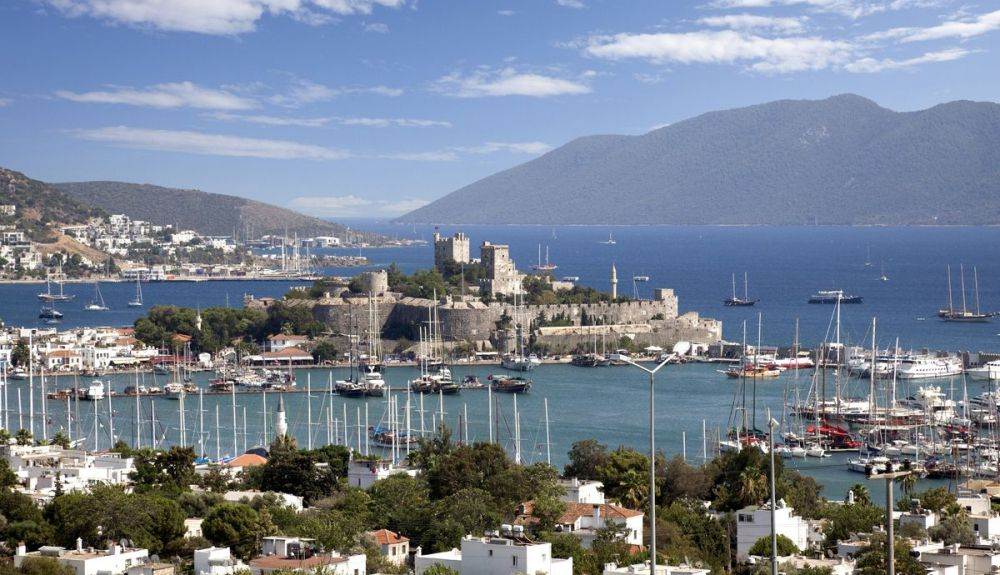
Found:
808,289 -> 863,304
895,355 -> 963,380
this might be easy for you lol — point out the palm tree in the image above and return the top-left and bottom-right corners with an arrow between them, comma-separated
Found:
850,483 -> 872,506
896,471 -> 918,500
15,428 -> 33,446
617,468 -> 649,510
737,469 -> 768,506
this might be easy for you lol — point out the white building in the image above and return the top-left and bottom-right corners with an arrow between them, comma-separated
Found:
561,478 -> 606,504
267,334 -> 310,352
367,529 -> 409,566
603,562 -> 710,575
2,444 -> 135,499
15,541 -> 150,575
415,534 -> 572,575
346,458 -> 417,489
250,537 -> 365,575
918,543 -> 1000,575
194,547 -> 246,575
736,500 -> 819,558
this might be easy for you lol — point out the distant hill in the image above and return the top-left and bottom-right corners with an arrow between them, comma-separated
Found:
53,181 -> 354,238
396,94 -> 1000,225
0,167 -> 105,241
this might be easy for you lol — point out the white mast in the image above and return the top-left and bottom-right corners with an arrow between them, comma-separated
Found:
960,264 -> 968,313
135,369 -> 141,448
66,395 -> 72,444
41,368 -> 48,442
463,403 -> 469,445
364,402 -> 370,456
107,379 -> 113,447
307,374 -> 312,450
488,384 -> 493,444
199,389 -> 205,456
150,399 -> 157,449
215,404 -> 221,461
544,397 -> 551,465
231,383 -> 238,456
92,393 -> 99,451
28,333 -> 34,439
263,391 -> 268,442
242,406 -> 248,453
513,394 -> 521,464
419,392 -> 425,437
17,388 -> 22,431
179,388 -> 186,447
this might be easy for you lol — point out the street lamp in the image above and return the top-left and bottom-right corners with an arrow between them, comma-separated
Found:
622,353 -> 675,575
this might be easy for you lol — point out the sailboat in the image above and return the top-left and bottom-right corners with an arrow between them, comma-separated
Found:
37,274 -> 75,302
84,281 -> 110,311
501,286 -> 538,372
938,264 -> 993,322
723,272 -> 758,306
878,261 -> 888,282
864,244 -> 873,268
600,232 -> 616,245
531,244 -> 558,271
128,277 -> 143,307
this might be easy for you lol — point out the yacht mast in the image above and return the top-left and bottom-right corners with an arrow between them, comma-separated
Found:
960,264 -> 968,314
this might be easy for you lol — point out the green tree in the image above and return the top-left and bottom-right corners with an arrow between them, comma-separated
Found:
0,458 -> 18,488
748,533 -> 799,556
564,439 -> 610,480
202,503 -> 260,560
12,338 -> 30,367
598,447 -> 650,509
854,533 -> 925,575
260,445 -> 337,506
311,341 -> 339,363
14,557 -> 76,575
51,431 -> 71,449
929,513 -> 976,546
849,484 -> 872,507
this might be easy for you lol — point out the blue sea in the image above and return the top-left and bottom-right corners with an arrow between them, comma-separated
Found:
4,224 -> 1000,503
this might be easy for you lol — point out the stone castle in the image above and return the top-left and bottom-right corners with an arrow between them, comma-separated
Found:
274,242 -> 722,353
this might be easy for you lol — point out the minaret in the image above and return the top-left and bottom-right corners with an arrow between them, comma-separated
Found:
611,263 -> 618,300
275,395 -> 288,439
196,307 -> 203,332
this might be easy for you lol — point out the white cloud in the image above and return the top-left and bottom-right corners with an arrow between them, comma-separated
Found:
498,9 -> 515,16
434,68 -> 592,97
698,13 -> 808,34
270,79 -> 403,106
845,46 -> 971,72
634,72 -> 667,84
877,8 -> 1000,42
707,0 -> 880,18
380,151 -> 460,161
0,98 -> 10,107
338,117 -> 452,127
74,126 -> 352,160
209,112 -> 332,127
556,0 -> 585,7
291,195 -> 429,217
584,30 -> 855,73
455,141 -> 553,155
42,0 -> 407,35
364,22 -> 389,33
56,81 -> 257,110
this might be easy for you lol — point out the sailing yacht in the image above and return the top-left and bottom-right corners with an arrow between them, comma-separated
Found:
128,277 -> 143,307
879,261 -> 888,282
501,287 -> 538,372
37,264 -> 76,302
600,232 -> 616,245
723,272 -> 758,306
531,244 -> 558,271
84,281 -> 110,311
938,264 -> 993,322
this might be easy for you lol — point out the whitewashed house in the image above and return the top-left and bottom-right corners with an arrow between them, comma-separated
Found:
415,534 -> 572,575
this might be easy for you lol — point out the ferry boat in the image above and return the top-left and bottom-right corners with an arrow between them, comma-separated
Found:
501,353 -> 538,372
773,351 -> 815,370
895,355 -> 963,380
808,290 -> 863,304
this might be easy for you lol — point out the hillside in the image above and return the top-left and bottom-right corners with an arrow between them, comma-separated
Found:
0,167 -> 106,241
53,181 -> 355,238
396,94 -> 1000,225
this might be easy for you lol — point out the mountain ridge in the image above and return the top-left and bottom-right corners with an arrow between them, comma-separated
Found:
396,94 -> 1000,225
53,180 -> 353,238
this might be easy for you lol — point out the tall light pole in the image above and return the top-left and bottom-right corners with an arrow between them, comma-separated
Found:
622,353 -> 675,574
868,461 -> 911,575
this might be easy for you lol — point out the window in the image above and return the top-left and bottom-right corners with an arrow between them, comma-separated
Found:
513,557 -> 518,566
489,550 -> 493,557
974,524 -> 980,532
391,546 -> 396,555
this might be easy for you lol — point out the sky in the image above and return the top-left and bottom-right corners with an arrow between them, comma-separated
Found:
0,0 -> 998,218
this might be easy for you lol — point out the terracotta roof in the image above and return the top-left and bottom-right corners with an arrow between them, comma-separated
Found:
517,501 -> 643,525
268,334 -> 308,341
250,555 -> 345,571
223,454 -> 268,468
369,529 -> 409,545
46,350 -> 79,358
172,334 -> 193,343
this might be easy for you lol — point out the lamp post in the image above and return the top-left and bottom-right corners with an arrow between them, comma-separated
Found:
622,353 -> 675,575
767,412 -> 779,575
868,461 -> 911,575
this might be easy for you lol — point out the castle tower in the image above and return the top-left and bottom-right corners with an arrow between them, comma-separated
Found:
611,263 -> 618,300
275,395 -> 288,439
